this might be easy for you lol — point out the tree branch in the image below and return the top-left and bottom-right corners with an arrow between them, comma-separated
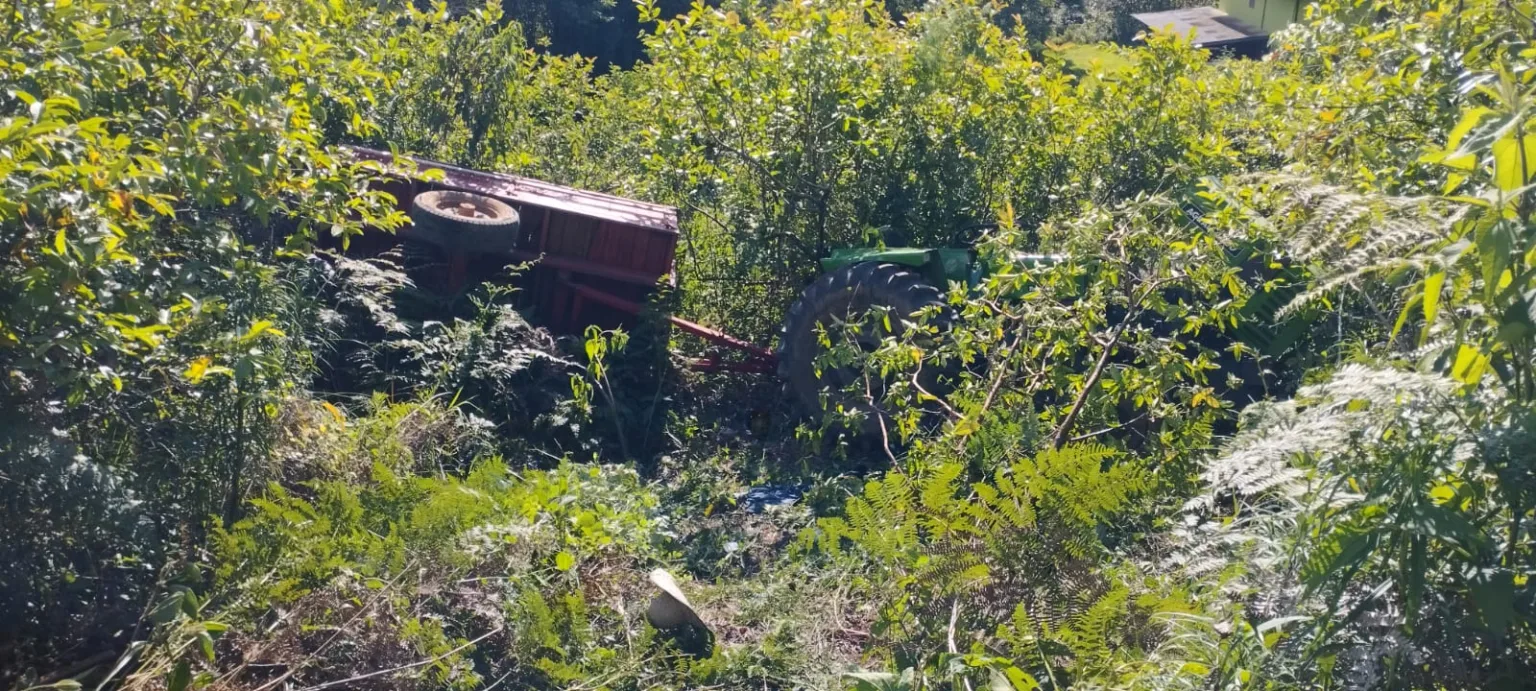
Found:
1050,277 -> 1166,448
1050,322 -> 1125,450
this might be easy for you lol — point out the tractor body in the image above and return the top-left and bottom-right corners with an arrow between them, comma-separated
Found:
816,242 -> 1305,361
781,229 -> 1312,424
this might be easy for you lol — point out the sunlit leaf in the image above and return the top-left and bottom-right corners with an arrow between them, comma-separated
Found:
1451,344 -> 1489,384
1492,132 -> 1536,192
240,319 -> 284,343
185,356 -> 212,383
1422,272 -> 1445,324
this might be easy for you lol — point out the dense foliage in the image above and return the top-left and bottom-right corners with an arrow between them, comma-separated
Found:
3,0 -> 1534,689
490,0 -> 1199,70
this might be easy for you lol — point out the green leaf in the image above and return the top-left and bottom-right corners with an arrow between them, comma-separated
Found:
150,591 -> 185,624
239,319 -> 283,343
1492,132 -> 1536,192
1391,293 -> 1419,340
77,117 -> 108,134
1302,530 -> 1375,593
994,666 -> 1039,690
143,194 -> 177,217
1475,217 -> 1513,300
958,563 -> 991,586
1256,615 -> 1310,634
1469,569 -> 1515,635
1422,272 -> 1444,325
554,551 -> 576,571
44,95 -> 80,113
184,356 -> 212,383
1420,148 -> 1477,171
1404,535 -> 1426,632
168,660 -> 191,691
1451,344 -> 1490,385
842,671 -> 901,691
1445,107 -> 1492,151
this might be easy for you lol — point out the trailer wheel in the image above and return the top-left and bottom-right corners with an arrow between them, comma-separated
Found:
406,190 -> 520,254
778,262 -> 952,434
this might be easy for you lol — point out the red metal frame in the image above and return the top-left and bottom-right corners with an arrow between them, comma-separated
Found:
561,279 -> 777,372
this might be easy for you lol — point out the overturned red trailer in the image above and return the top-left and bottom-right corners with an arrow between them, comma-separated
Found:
345,147 -> 774,373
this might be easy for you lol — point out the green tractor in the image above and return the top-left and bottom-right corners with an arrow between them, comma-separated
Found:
774,230 -> 1309,424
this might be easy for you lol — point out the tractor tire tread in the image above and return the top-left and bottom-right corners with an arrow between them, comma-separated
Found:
777,262 -> 950,432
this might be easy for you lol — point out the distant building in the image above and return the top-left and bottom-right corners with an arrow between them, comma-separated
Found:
1131,0 -> 1301,57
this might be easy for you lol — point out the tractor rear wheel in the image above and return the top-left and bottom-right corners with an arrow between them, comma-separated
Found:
777,262 -> 951,433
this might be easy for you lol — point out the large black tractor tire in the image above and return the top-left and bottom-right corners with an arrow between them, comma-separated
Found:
405,190 -> 521,254
778,262 -> 951,433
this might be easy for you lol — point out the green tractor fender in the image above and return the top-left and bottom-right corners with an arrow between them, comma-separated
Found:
819,247 -> 976,288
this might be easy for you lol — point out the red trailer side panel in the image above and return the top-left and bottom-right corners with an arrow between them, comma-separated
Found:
346,147 -> 680,333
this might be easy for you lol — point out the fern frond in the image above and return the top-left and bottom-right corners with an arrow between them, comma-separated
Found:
1192,364 -> 1460,510
1216,175 -> 1457,319
325,252 -> 413,334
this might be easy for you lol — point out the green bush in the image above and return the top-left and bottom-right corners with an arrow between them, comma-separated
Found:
799,444 -> 1153,684
0,0 -> 515,675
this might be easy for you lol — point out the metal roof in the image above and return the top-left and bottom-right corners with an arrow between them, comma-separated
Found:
346,147 -> 679,234
1131,7 -> 1266,48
